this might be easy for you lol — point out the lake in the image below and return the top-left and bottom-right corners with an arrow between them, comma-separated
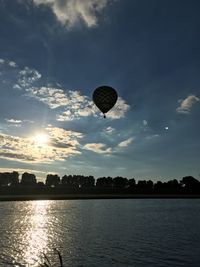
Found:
0,199 -> 199,266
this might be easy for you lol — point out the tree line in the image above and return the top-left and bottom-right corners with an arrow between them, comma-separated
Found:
0,171 -> 200,195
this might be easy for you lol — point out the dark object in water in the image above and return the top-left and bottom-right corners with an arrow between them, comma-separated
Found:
40,249 -> 63,267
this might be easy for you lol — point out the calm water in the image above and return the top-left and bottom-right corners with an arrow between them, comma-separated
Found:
0,199 -> 199,267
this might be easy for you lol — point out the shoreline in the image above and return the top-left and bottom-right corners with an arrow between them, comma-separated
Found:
0,194 -> 200,201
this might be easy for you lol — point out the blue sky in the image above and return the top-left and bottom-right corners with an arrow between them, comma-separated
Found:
0,0 -> 200,181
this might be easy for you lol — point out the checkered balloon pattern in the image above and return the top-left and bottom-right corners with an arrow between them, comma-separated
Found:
93,86 -> 118,114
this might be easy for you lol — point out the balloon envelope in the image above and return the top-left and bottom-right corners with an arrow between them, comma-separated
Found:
93,86 -> 118,115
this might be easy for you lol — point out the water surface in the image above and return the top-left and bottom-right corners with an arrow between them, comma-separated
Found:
0,199 -> 199,266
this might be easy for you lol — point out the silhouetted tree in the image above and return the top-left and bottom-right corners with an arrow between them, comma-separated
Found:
137,180 -> 147,189
80,175 -> 95,187
180,176 -> 200,193
166,179 -> 180,193
146,180 -> 154,190
154,181 -> 164,193
21,172 -> 37,185
0,172 -> 9,186
37,182 -> 45,187
113,176 -> 128,188
10,171 -> 19,186
127,178 -> 136,188
0,171 -> 19,186
46,174 -> 60,187
61,175 -> 73,186
96,177 -> 113,187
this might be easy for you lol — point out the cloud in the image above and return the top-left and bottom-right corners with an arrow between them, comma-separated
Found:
5,118 -> 34,127
5,118 -> 22,128
25,86 -> 96,120
8,61 -> 17,68
0,59 -> 41,91
176,95 -> 200,114
56,98 -> 94,121
0,59 -> 17,68
5,119 -> 22,124
83,143 -> 112,154
0,127 -> 83,163
104,126 -> 115,134
25,85 -> 129,120
17,67 -> 41,88
118,137 -> 134,148
32,0 -> 111,28
143,119 -> 148,126
3,60 -> 129,120
106,97 -> 130,119
46,125 -> 83,148
26,87 -> 70,108
145,134 -> 160,140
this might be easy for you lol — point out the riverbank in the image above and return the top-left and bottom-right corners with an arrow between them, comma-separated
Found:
0,193 -> 200,201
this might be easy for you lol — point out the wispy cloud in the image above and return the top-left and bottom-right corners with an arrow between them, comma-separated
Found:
32,0 -> 112,28
5,119 -> 22,124
5,118 -> 34,127
17,67 -> 41,88
46,125 -> 83,148
0,126 -> 83,163
8,61 -> 17,68
0,59 -> 17,67
103,126 -> 115,134
83,143 -> 112,154
106,97 -> 130,119
26,87 -> 70,109
176,95 -> 200,114
5,118 -> 22,128
143,119 -> 148,126
145,134 -> 160,140
3,59 -> 129,120
25,86 -> 95,119
118,137 -> 134,148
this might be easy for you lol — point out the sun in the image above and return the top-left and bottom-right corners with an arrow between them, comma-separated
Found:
33,133 -> 49,146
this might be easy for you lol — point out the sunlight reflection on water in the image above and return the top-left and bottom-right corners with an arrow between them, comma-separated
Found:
1,200 -> 61,267
22,201 -> 50,266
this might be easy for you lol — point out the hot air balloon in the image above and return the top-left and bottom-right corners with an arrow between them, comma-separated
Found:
93,86 -> 118,118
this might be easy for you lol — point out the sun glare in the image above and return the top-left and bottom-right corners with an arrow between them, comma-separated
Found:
33,133 -> 49,146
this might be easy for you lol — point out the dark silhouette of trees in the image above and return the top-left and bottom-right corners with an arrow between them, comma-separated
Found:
46,174 -> 60,187
96,177 -> 113,187
113,176 -> 128,188
135,180 -> 154,193
146,180 -> 154,190
154,181 -> 164,193
61,175 -> 74,186
0,171 -> 200,197
80,175 -> 95,188
180,176 -> 200,193
127,178 -> 136,188
21,172 -> 36,185
10,171 -> 20,186
154,179 -> 181,194
61,175 -> 95,188
166,179 -> 180,193
0,171 -> 19,186
137,180 -> 147,189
